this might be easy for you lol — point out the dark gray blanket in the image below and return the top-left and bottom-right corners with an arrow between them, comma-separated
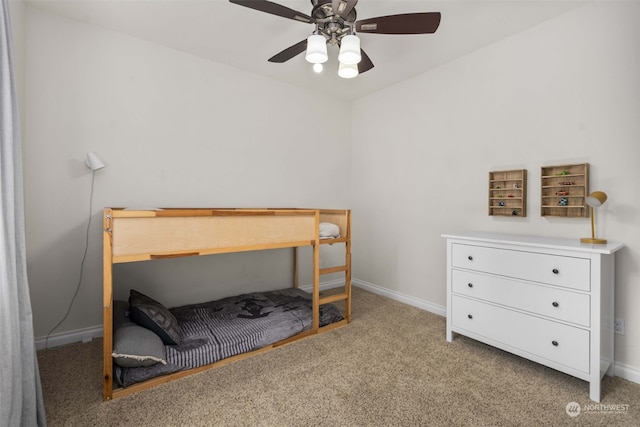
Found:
116,288 -> 343,387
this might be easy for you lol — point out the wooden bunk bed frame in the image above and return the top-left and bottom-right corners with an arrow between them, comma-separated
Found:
102,208 -> 351,400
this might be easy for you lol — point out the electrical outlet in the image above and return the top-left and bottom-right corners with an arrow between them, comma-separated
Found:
614,318 -> 625,335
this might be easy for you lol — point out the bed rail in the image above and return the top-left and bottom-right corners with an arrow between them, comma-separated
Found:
105,208 -> 319,263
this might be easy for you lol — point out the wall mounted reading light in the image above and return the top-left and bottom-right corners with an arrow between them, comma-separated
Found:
581,191 -> 608,244
46,151 -> 107,348
85,151 -> 105,171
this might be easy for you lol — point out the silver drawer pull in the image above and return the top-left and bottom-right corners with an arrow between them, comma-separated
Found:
552,268 -> 559,274
552,340 -> 559,346
467,314 -> 473,319
467,283 -> 473,288
468,256 -> 473,261
552,301 -> 559,308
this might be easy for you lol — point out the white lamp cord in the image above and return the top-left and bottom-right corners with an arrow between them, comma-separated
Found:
45,170 -> 97,349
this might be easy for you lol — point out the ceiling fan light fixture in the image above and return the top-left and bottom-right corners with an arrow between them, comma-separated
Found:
305,34 -> 328,64
338,34 -> 361,64
313,63 -> 323,73
229,0 -> 442,77
338,61 -> 359,79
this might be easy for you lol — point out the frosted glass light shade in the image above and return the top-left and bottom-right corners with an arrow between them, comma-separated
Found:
305,34 -> 328,64
338,62 -> 359,79
338,34 -> 361,65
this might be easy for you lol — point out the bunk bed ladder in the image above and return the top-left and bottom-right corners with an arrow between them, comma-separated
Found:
318,210 -> 352,325
292,210 -> 352,327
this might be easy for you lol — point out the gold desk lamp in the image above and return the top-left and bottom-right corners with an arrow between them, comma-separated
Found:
581,191 -> 608,244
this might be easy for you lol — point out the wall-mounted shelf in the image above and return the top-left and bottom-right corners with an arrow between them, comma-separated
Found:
540,163 -> 589,218
488,169 -> 527,217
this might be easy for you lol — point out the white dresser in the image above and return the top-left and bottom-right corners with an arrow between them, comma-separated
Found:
443,232 -> 624,402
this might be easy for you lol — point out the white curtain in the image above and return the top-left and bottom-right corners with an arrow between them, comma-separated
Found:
0,0 -> 47,425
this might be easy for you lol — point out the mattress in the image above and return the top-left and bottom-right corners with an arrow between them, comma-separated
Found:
115,288 -> 343,387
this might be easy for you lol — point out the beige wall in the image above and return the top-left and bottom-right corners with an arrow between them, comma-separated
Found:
351,2 -> 640,373
22,7 -> 351,339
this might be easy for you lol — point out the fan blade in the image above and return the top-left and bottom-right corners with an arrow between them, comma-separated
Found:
229,0 -> 313,24
356,12 -> 441,35
268,39 -> 307,63
358,49 -> 374,74
332,0 -> 357,19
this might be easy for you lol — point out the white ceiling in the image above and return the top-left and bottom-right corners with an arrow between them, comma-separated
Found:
24,0 -> 585,101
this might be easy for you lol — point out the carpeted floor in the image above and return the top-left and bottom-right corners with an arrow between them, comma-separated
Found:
38,287 -> 640,426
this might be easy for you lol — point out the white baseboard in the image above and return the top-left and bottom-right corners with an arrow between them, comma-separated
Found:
352,278 -> 447,317
34,277 -> 640,387
35,324 -> 103,351
302,278 -> 447,319
614,361 -> 640,384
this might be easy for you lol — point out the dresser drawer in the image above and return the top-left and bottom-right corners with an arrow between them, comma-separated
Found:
452,270 -> 590,326
451,295 -> 590,373
451,244 -> 591,291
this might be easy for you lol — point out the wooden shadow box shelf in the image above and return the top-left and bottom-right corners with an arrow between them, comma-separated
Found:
541,163 -> 589,218
488,169 -> 527,217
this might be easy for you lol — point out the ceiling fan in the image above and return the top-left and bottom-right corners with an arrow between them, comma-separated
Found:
229,0 -> 441,78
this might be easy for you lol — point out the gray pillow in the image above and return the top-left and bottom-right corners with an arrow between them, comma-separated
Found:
129,289 -> 181,345
112,324 -> 167,368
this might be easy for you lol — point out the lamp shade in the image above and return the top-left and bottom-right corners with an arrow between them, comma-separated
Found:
585,191 -> 607,207
305,34 -> 328,64
338,62 -> 359,79
338,34 -> 361,65
85,152 -> 105,171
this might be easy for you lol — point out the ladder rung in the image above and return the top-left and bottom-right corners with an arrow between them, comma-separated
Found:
320,265 -> 347,275
319,237 -> 348,245
320,292 -> 349,305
